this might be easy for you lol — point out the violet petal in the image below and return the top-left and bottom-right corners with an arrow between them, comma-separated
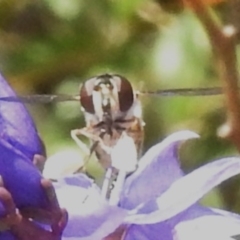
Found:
124,205 -> 240,240
169,204 -> 240,228
54,174 -> 127,239
125,157 -> 240,224
120,130 -> 199,209
209,208 -> 240,220
168,204 -> 223,226
58,173 -> 94,189
170,204 -> 240,227
122,204 -> 221,239
174,213 -> 240,240
124,222 -> 174,240
0,73 -> 44,160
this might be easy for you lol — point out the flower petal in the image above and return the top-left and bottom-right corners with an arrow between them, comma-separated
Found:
174,214 -> 240,240
120,130 -> 199,209
0,141 -> 48,215
209,208 -> 240,221
169,204 -> 224,226
63,204 -> 126,240
124,222 -> 174,240
57,173 -> 95,189
124,205 -> 240,240
43,149 -> 85,179
54,174 -> 127,239
0,73 -> 44,160
169,204 -> 240,231
125,157 -> 240,224
0,232 -> 16,240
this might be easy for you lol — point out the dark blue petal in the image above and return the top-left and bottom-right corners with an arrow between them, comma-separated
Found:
0,74 -> 44,160
0,203 -> 4,216
0,231 -> 16,240
0,140 -> 48,215
120,131 -> 198,209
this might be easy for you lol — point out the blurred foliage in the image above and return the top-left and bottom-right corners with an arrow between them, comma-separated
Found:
0,0 -> 240,212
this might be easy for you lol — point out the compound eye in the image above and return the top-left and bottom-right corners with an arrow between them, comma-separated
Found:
79,80 -> 95,114
116,75 -> 134,112
93,85 -> 100,91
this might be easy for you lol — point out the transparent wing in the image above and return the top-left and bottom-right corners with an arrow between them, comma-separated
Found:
139,87 -> 224,97
0,87 -> 226,104
0,94 -> 80,104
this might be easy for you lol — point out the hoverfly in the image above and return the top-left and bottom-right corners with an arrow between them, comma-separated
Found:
0,73 -> 226,196
73,73 -> 144,171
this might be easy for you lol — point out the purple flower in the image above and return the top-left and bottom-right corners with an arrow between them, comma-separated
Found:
0,73 -> 48,213
54,131 -> 240,239
0,74 -> 45,160
1,72 -> 240,239
0,73 -> 67,239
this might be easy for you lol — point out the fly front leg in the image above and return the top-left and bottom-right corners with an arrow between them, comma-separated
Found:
71,128 -> 91,156
71,128 -> 112,178
71,128 -> 111,155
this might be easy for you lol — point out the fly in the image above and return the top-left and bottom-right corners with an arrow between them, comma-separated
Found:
0,74 -> 229,170
0,74 -> 230,187
70,74 -> 144,174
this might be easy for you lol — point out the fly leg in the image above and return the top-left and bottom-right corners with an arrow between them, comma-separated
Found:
71,128 -> 91,156
71,128 -> 111,155
71,128 -> 111,181
71,128 -> 115,199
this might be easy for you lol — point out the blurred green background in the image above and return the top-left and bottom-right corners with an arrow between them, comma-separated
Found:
0,0 -> 239,212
